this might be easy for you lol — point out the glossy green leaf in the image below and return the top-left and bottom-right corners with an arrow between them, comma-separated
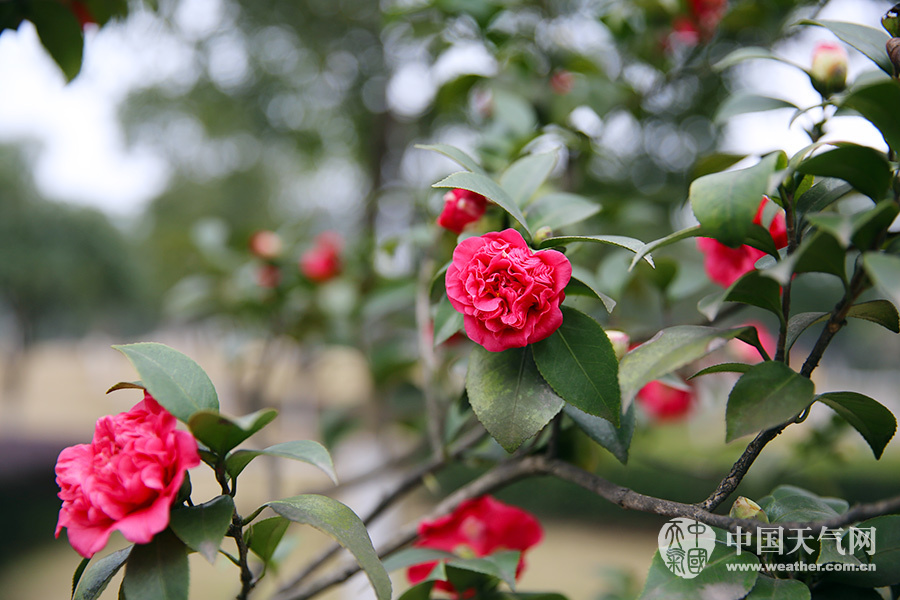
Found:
692,153 -> 747,179
466,345 -> 565,452
226,440 -> 338,483
382,548 -> 457,572
113,342 -> 218,423
106,381 -> 145,394
725,362 -> 815,442
689,363 -> 752,379
817,392 -> 897,459
619,326 -> 749,405
829,515 -> 900,587
743,575 -> 810,600
757,485 -> 846,524
524,192 -> 601,232
690,152 -> 785,247
499,151 -> 558,207
863,253 -> 900,310
416,144 -> 487,175
797,146 -> 891,201
266,495 -> 392,600
565,269 -> 617,313
398,581 -> 436,600
841,80 -> 900,153
798,19 -> 892,75
188,409 -> 277,456
433,295 -> 465,347
715,94 -> 799,123
246,516 -> 290,565
448,551 -> 520,590
30,2 -> 84,82
121,531 -> 189,600
762,231 -> 846,286
538,234 -> 652,266
629,225 -> 704,270
433,171 -> 532,238
795,180 -> 853,223
639,542 -> 758,600
169,495 -> 235,564
564,402 -> 634,464
786,300 -> 900,351
698,271 -> 784,324
851,200 -> 900,250
785,311 -> 828,351
532,307 -> 621,423
73,547 -> 132,600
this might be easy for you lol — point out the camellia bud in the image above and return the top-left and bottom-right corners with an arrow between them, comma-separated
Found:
605,330 -> 630,360
534,226 -> 554,244
883,4 -> 900,37
809,41 -> 848,97
888,38 -> 900,77
729,496 -> 769,523
249,230 -> 283,260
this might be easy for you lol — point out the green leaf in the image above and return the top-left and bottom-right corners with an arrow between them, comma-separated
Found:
698,271 -> 784,324
798,20 -> 893,75
113,342 -> 218,423
226,440 -> 338,483
245,516 -> 290,565
629,225 -> 704,270
690,152 -> 785,247
499,151 -> 558,207
564,402 -> 634,464
829,515 -> 900,587
72,557 -> 89,598
726,363 -> 815,442
382,548 -> 457,572
106,381 -> 145,394
786,300 -> 900,351
266,495 -> 392,600
841,80 -> 900,153
532,306 -> 621,423
713,46 -> 788,70
851,200 -> 900,250
795,180 -> 853,222
639,542 -> 759,600
121,530 -> 189,600
538,235 -> 653,267
797,145 -> 891,201
398,581 -> 436,600
762,230 -> 846,286
785,311 -> 828,351
817,392 -> 897,459
29,2 -> 84,82
524,192 -> 601,232
448,551 -> 520,590
433,295 -> 464,347
715,94 -> 799,123
188,409 -> 277,456
863,253 -> 900,310
169,495 -> 235,564
757,485 -> 845,524
692,153 -> 747,180
744,575 -> 810,600
689,363 -> 752,379
619,326 -> 749,405
565,270 -> 617,313
466,345 -> 565,452
433,171 -> 532,238
73,547 -> 132,600
415,143 -> 487,175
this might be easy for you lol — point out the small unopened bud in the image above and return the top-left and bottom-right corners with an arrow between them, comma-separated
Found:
605,330 -> 630,360
534,226 -> 554,244
810,41 -> 848,97
249,230 -> 283,260
888,38 -> 900,77
883,4 -> 900,37
729,496 -> 769,523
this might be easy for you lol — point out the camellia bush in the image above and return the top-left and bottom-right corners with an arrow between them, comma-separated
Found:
29,0 -> 900,599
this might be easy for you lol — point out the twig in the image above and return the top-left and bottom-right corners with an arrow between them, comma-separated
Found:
701,426 -> 787,512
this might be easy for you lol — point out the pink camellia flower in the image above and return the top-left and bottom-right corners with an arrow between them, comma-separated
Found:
249,230 -> 283,260
299,231 -> 342,282
636,380 -> 694,421
697,197 -> 788,287
446,229 -> 571,352
437,189 -> 489,234
55,393 -> 201,558
408,496 -> 543,595
810,41 -> 848,96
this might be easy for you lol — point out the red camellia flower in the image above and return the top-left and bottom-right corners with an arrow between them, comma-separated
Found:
446,228 -> 571,352
668,0 -> 727,46
408,496 -> 543,595
437,189 -> 488,234
636,380 -> 694,421
55,393 -> 201,558
697,197 -> 788,287
299,231 -> 342,282
249,230 -> 283,260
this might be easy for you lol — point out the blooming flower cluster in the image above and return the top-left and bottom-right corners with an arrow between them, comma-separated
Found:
55,393 -> 200,558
